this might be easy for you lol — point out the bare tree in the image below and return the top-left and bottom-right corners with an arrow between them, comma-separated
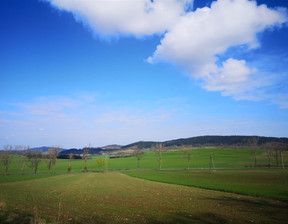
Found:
27,150 -> 42,174
272,142 -> 287,169
133,148 -> 144,170
0,145 -> 13,175
279,143 -> 287,169
273,146 -> 280,167
263,142 -> 273,168
46,154 -> 53,174
68,153 -> 73,172
248,136 -> 259,168
47,147 -> 60,174
183,146 -> 192,170
15,145 -> 29,175
83,147 -> 90,173
105,154 -> 108,172
154,144 -> 163,170
209,154 -> 215,170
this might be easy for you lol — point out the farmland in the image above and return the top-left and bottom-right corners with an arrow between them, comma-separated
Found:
1,172 -> 288,224
1,148 -> 287,175
126,169 -> 288,200
0,148 -> 288,223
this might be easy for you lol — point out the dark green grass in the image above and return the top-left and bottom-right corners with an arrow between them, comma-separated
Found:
125,169 -> 288,201
0,174 -> 60,183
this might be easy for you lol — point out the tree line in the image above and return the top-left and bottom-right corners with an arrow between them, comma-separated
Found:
0,145 -> 61,175
123,135 -> 288,149
249,136 -> 287,168
0,145 -> 109,175
1,141 -> 287,175
129,140 -> 288,170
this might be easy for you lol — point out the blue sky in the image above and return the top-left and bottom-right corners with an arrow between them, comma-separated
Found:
1,0 -> 288,148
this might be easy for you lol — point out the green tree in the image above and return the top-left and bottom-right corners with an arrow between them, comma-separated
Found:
96,157 -> 106,172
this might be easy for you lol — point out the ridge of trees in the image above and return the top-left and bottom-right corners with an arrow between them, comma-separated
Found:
2,136 -> 288,157
123,135 -> 288,149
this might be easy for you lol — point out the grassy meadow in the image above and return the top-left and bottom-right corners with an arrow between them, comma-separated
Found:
126,169 -> 288,201
1,148 -> 287,175
0,148 -> 288,223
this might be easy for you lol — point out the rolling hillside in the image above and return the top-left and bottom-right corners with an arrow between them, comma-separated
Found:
27,135 -> 288,155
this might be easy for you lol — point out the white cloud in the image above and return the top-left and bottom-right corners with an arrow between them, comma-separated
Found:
49,0 -> 191,36
47,0 -> 288,106
203,58 -> 259,98
151,0 -> 286,62
150,0 -> 287,85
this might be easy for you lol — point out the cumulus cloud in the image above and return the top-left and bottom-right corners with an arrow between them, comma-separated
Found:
203,58 -> 258,97
47,0 -> 288,106
48,0 -> 192,36
150,0 -> 287,99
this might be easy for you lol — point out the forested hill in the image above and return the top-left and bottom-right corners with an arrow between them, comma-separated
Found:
29,135 -> 288,154
122,136 -> 288,149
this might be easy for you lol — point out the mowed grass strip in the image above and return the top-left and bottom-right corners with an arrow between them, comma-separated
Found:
0,174 -> 60,183
1,172 -> 288,224
125,169 -> 288,201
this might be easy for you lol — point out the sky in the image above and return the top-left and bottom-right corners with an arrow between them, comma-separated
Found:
1,0 -> 288,149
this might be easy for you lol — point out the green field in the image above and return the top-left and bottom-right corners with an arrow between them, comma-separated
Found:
125,169 -> 288,201
1,172 -> 288,224
1,148 -> 286,175
0,148 -> 287,223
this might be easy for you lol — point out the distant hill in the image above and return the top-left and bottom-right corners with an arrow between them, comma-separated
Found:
122,141 -> 159,149
102,145 -> 122,150
122,135 -> 288,149
30,146 -> 60,152
59,148 -> 102,155
28,135 -> 288,155
59,147 -> 120,155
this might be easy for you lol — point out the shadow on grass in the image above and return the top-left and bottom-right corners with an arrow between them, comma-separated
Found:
0,206 -> 108,224
0,206 -> 35,224
206,196 -> 288,210
203,196 -> 288,224
148,212 -> 230,224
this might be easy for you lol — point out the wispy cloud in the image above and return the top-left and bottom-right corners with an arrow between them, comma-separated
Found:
11,93 -> 97,116
1,92 -> 287,147
0,94 -> 189,147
